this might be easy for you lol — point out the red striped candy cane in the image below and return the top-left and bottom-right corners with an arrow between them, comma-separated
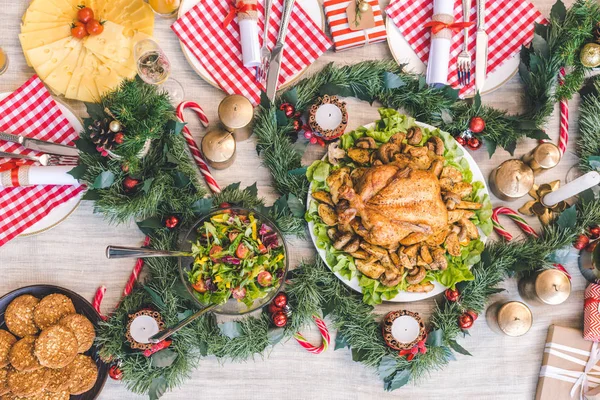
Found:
93,285 -> 107,320
557,67 -> 569,155
293,316 -> 330,354
176,101 -> 221,194
492,206 -> 539,241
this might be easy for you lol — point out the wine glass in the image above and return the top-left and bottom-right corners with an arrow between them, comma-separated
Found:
134,38 -> 184,104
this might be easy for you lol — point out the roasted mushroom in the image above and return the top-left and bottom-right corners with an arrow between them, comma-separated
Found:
347,148 -> 371,164
445,232 -> 461,257
443,191 -> 462,210
327,228 -> 337,240
318,204 -> 338,226
376,143 -> 401,164
406,126 -> 423,145
355,137 -> 377,149
333,232 -> 354,250
426,136 -> 445,156
355,259 -> 385,279
389,132 -> 406,145
312,190 -> 334,206
343,237 -> 361,253
406,266 -> 426,284
327,142 -> 346,165
430,248 -> 448,270
452,182 -> 473,199
457,218 -> 479,240
381,270 -> 403,287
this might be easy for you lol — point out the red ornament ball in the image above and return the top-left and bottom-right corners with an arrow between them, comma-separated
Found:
469,116 -> 486,134
164,215 -> 179,229
589,226 -> 600,239
458,313 -> 474,330
268,302 -> 282,314
122,176 -> 139,191
574,234 -> 591,250
465,310 -> 478,321
272,311 -> 288,327
114,132 -> 125,144
109,364 -> 123,380
467,136 -> 482,150
219,202 -> 231,209
273,292 -> 288,308
284,104 -> 296,118
444,288 -> 460,302
455,135 -> 466,146
293,118 -> 303,131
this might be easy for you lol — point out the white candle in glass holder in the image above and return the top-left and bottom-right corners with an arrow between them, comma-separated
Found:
542,171 -> 600,207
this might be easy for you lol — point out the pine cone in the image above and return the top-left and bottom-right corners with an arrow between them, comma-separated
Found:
88,117 -> 117,150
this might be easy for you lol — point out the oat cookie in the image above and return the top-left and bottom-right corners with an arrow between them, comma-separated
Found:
0,367 -> 9,396
33,295 -> 75,330
27,390 -> 70,400
66,355 -> 97,395
5,295 -> 40,338
9,336 -> 41,372
6,367 -> 49,397
44,366 -> 71,393
34,326 -> 77,369
59,314 -> 95,353
0,330 -> 16,368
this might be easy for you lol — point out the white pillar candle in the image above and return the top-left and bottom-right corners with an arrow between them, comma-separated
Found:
391,315 -> 421,344
239,19 -> 261,68
129,315 -> 160,344
425,0 -> 454,86
542,171 -> 600,207
315,103 -> 343,131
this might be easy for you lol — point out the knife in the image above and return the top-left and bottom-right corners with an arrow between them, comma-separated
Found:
0,132 -> 79,156
265,0 -> 296,101
475,0 -> 488,93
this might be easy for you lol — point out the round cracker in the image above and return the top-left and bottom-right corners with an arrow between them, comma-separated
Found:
0,367 -> 9,396
27,390 -> 70,400
6,367 -> 49,397
5,295 -> 40,338
33,295 -> 75,330
66,355 -> 97,395
59,314 -> 95,353
34,326 -> 77,369
0,330 -> 16,368
44,366 -> 71,393
9,336 -> 41,372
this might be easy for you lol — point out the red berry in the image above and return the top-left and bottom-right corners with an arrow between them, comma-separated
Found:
273,292 -> 288,308
574,234 -> 590,250
109,365 -> 123,380
455,136 -> 466,146
257,271 -> 273,287
589,226 -> 600,239
458,313 -> 474,329
293,111 -> 302,119
445,288 -> 460,302
304,130 -> 313,139
467,136 -> 482,150
272,311 -> 288,327
114,132 -> 124,144
284,104 -> 295,118
122,176 -> 139,191
164,215 -> 179,229
469,116 -> 486,134
293,119 -> 302,131
465,310 -> 478,321
268,302 -> 282,314
279,102 -> 291,111
219,202 -> 231,209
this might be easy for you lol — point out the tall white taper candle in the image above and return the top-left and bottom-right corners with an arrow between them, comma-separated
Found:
542,171 -> 600,207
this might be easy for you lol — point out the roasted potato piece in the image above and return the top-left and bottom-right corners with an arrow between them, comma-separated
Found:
360,242 -> 389,259
406,126 -> 423,145
426,136 -> 445,156
343,237 -> 361,253
389,252 -> 401,268
441,166 -> 463,183
445,232 -> 461,257
400,232 -> 428,246
457,227 -> 470,247
439,177 -> 454,192
381,270 -> 403,287
397,248 -> 415,269
355,137 -> 377,149
453,182 -> 473,199
350,167 -> 367,182
333,233 -> 354,250
347,148 -> 371,164
458,218 -> 479,240
407,282 -> 435,293
318,204 -> 338,226
349,250 -> 369,259
402,244 -> 420,258
355,259 -> 385,279
408,146 -> 428,158
447,210 -> 475,224
312,190 -> 333,206
327,228 -> 337,240
456,201 -> 483,210
326,167 -> 351,204
429,159 -> 444,178
430,248 -> 448,270
420,245 -> 433,264
406,266 -> 426,284
425,228 -> 449,247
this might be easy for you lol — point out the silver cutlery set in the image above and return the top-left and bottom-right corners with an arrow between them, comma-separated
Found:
458,0 -> 487,91
0,132 -> 78,166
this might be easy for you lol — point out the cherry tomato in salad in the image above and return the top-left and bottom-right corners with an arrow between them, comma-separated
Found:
257,271 -> 272,287
236,243 -> 249,259
77,6 -> 94,23
228,231 -> 239,242
257,243 -> 267,254
71,21 -> 87,39
191,279 -> 207,293
209,245 -> 222,261
232,286 -> 246,300
86,19 -> 104,35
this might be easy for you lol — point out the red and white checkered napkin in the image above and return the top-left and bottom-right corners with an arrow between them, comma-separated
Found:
171,0 -> 332,104
0,75 -> 84,247
386,0 -> 545,97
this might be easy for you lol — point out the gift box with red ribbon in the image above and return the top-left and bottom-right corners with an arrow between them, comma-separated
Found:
585,284 -> 600,342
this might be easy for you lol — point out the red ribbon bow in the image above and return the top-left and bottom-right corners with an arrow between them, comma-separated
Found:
424,20 -> 474,34
223,2 -> 258,28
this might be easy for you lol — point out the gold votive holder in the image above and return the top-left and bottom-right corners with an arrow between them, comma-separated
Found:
201,128 -> 236,170
486,301 -> 533,337
518,269 -> 571,306
488,159 -> 534,201
522,142 -> 561,175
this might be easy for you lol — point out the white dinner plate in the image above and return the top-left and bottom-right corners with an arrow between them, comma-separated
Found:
385,18 -> 519,97
307,121 -> 489,302
177,0 -> 325,90
0,92 -> 84,237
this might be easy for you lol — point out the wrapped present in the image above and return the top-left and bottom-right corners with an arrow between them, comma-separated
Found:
536,325 -> 600,400
585,284 -> 600,342
323,0 -> 386,52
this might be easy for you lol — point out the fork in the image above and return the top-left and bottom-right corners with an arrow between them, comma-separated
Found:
457,0 -> 472,86
0,151 -> 78,166
257,0 -> 274,85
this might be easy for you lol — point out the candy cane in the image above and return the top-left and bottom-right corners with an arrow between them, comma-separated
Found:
293,316 -> 330,354
176,101 -> 221,194
122,236 -> 151,298
557,67 -> 569,155
93,285 -> 108,321
492,206 -> 539,241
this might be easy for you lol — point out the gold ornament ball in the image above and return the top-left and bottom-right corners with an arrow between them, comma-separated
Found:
358,0 -> 370,12
580,43 -> 600,68
109,120 -> 122,133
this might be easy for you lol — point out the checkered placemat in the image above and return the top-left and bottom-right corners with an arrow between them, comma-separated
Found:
386,0 -> 545,96
0,76 -> 84,247
172,0 -> 332,104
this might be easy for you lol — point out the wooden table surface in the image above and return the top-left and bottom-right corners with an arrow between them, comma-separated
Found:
0,0 -> 583,398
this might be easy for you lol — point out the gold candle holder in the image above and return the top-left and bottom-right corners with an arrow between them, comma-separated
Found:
518,269 -> 571,305
218,94 -> 254,141
201,128 -> 236,170
488,159 -> 535,201
522,142 -> 561,175
486,301 -> 533,337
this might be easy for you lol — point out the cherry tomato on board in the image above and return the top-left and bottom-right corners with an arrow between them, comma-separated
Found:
77,6 -> 94,23
86,19 -> 104,36
71,21 -> 87,39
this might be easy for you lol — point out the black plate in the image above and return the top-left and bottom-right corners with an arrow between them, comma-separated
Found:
0,285 -> 109,400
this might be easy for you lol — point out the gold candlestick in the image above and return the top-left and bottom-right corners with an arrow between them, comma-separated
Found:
218,94 -> 254,140
486,301 -> 533,337
518,181 -> 569,226
201,128 -> 236,169
518,269 -> 571,305
522,143 -> 561,174
488,159 -> 534,201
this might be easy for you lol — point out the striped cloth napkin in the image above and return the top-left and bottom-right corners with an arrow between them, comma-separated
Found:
324,0 -> 387,52
0,76 -> 84,247
171,0 -> 332,104
386,0 -> 544,96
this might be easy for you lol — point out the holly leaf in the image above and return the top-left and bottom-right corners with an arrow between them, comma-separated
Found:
473,92 -> 482,110
142,177 -> 155,193
281,88 -> 298,106
288,166 -> 308,175
588,156 -> 600,171
321,298 -> 336,318
418,76 -> 426,90
148,376 -> 168,400
442,85 -> 460,101
534,22 -> 549,40
286,193 -> 305,218
172,171 -> 191,188
483,137 -> 497,157
426,329 -> 443,346
525,129 -> 550,140
448,339 -> 472,356
84,102 -> 105,120
82,189 -> 100,200
532,33 -> 549,58
529,54 -> 542,73
151,349 -> 178,368
143,286 -> 166,310
136,217 -> 163,236
550,0 -> 567,23
440,109 -> 453,124
260,91 -> 271,108
276,109 -> 289,127
92,171 -> 114,189
580,189 -> 596,204
191,198 -> 213,216
165,119 -> 186,135
244,182 -> 258,198
504,140 -> 517,156
75,137 -> 98,155
383,72 -> 405,89
67,165 -> 87,180
557,205 -> 577,230
334,331 -> 349,350
383,369 -> 410,391
378,355 -> 398,379
267,327 -> 285,345
218,321 -> 243,339
226,182 -> 241,191
351,348 -> 369,362
177,309 -> 194,321
318,83 -> 353,98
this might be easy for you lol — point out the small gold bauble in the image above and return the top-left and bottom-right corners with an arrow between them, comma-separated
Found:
580,43 -> 600,68
218,94 -> 254,131
201,128 -> 236,170
358,0 -> 370,12
109,120 -> 122,133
